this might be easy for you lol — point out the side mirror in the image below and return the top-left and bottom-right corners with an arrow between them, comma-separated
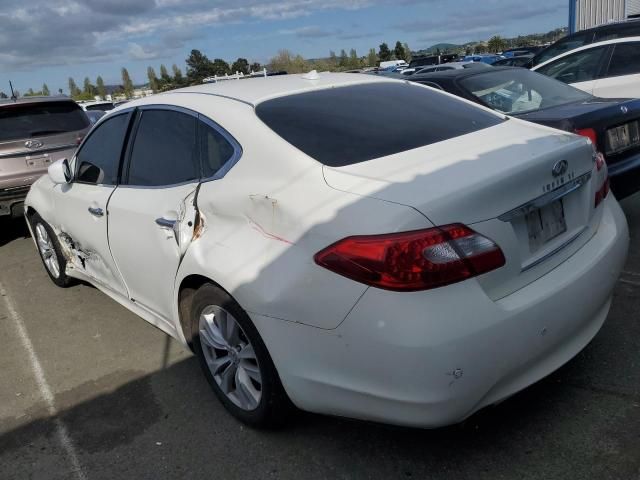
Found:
48,158 -> 72,185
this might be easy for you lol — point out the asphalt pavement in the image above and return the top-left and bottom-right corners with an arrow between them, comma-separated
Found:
0,193 -> 639,480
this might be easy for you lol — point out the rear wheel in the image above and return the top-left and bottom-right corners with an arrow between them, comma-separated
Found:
190,283 -> 292,428
30,213 -> 73,288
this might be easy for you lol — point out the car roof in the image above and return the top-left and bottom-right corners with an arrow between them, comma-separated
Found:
533,35 -> 640,70
122,72 -> 396,108
574,17 -> 640,34
0,95 -> 75,107
411,65 -> 519,82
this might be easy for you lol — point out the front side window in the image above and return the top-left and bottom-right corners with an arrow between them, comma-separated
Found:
126,110 -> 198,187
536,46 -> 606,84
606,42 -> 640,77
75,113 -> 129,185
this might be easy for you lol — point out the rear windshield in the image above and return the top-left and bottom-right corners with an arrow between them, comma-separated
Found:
0,101 -> 89,142
255,82 -> 503,167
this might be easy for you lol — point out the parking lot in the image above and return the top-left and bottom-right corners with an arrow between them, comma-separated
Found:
0,193 -> 638,480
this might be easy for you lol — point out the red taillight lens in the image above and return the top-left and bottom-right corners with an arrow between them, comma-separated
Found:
576,128 -> 598,148
595,176 -> 610,208
314,224 -> 506,291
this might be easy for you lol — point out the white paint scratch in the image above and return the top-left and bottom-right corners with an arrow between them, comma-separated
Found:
0,283 -> 87,480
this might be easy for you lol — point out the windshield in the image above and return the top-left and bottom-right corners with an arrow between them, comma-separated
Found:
460,69 -> 592,115
0,101 -> 89,142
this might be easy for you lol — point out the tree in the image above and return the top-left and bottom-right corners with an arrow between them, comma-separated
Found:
96,76 -> 105,99
250,62 -> 262,73
159,64 -> 171,84
172,64 -> 184,86
349,48 -> 359,69
268,50 -> 308,74
26,88 -> 35,96
68,77 -> 80,97
147,66 -> 159,93
186,49 -> 213,83
83,77 -> 95,96
0,92 -> 7,99
394,41 -> 406,62
211,58 -> 230,76
329,50 -> 338,69
378,43 -> 391,62
403,43 -> 412,62
231,57 -> 250,74
42,84 -> 50,96
367,48 -> 377,67
121,67 -> 134,99
487,35 -> 507,53
339,49 -> 348,68
58,88 -> 63,95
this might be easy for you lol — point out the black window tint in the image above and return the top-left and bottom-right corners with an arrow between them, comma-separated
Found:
536,46 -> 606,84
127,110 -> 198,186
256,83 -> 503,167
606,42 -> 640,77
534,32 -> 592,65
0,101 -> 89,142
76,113 -> 128,185
200,122 -> 236,178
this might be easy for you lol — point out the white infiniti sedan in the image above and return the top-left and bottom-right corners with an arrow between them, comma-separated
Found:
25,73 -> 629,428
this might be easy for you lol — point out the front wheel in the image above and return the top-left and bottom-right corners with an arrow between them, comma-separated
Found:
191,283 -> 292,428
29,213 -> 73,288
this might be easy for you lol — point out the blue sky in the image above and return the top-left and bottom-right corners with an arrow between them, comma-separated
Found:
0,0 -> 568,95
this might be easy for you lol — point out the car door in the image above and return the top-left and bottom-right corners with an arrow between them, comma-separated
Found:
592,41 -> 640,98
534,46 -> 608,94
51,112 -> 132,296
107,107 -> 238,322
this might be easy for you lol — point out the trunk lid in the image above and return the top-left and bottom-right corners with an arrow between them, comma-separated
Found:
323,119 -> 602,298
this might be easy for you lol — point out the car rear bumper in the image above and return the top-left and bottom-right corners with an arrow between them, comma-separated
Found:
0,184 -> 32,217
252,195 -> 629,428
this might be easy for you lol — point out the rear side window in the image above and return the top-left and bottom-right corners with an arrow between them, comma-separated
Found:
76,113 -> 129,185
606,42 -> 640,77
0,101 -> 89,142
126,110 -> 199,187
200,122 -> 236,178
255,83 -> 503,167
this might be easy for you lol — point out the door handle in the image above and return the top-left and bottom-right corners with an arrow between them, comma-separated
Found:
88,207 -> 104,217
155,217 -> 176,229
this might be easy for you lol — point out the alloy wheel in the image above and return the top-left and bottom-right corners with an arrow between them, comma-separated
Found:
35,223 -> 60,279
198,305 -> 262,411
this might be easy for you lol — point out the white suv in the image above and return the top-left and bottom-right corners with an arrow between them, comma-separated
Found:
533,36 -> 640,98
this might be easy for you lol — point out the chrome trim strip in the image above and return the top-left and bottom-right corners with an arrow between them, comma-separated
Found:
0,143 -> 78,159
498,171 -> 592,222
521,226 -> 588,272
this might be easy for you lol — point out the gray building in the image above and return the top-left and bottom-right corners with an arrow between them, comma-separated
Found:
569,0 -> 640,33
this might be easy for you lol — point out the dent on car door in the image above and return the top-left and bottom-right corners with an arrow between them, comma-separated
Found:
49,112 -> 131,295
592,42 -> 640,98
106,108 -> 219,322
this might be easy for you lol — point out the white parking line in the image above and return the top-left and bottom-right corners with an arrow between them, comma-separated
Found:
0,283 -> 87,480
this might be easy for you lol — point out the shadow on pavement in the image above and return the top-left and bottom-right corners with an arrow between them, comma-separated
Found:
0,217 -> 30,248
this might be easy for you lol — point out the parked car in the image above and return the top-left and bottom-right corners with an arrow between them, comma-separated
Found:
25,73 -> 628,429
532,36 -> 640,99
78,100 -> 115,111
85,110 -> 106,125
502,46 -> 543,58
404,62 -> 490,76
401,53 -> 460,74
410,66 -> 640,198
463,54 -> 504,64
492,54 -> 534,67
531,18 -> 640,67
379,60 -> 408,69
0,96 -> 90,217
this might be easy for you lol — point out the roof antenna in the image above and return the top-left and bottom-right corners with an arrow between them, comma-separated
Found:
9,81 -> 17,101
301,70 -> 320,80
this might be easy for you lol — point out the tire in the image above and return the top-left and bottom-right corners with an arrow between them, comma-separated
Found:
191,283 -> 292,428
29,212 -> 73,288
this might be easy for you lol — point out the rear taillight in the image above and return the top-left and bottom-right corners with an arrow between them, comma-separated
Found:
595,176 -> 610,208
314,224 -> 505,291
576,128 -> 598,148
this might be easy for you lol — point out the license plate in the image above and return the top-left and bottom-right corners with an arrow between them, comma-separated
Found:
526,199 -> 567,252
606,121 -> 640,154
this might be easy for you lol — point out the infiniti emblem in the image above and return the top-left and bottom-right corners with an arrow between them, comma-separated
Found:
621,105 -> 629,114
24,139 -> 43,149
552,160 -> 568,177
